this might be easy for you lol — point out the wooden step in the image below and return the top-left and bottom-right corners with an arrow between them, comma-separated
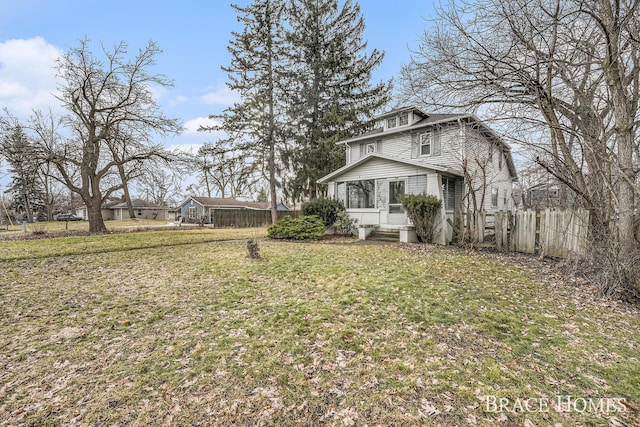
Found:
368,228 -> 400,242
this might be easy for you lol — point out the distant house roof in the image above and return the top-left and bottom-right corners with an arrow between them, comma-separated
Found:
109,199 -> 168,209
181,196 -> 288,211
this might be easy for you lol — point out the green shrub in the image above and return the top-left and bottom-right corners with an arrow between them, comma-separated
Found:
401,194 -> 442,243
333,211 -> 357,236
267,215 -> 325,240
301,199 -> 345,227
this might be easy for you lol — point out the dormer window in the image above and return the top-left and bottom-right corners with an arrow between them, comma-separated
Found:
366,142 -> 376,154
387,117 -> 397,128
420,132 -> 432,156
399,113 -> 409,126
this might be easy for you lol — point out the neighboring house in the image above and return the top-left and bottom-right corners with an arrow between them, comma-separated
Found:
76,198 -> 173,221
526,181 -> 576,209
75,197 -> 121,220
318,106 -> 518,243
178,196 -> 288,224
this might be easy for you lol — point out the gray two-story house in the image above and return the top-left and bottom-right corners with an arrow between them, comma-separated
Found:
318,106 -> 518,243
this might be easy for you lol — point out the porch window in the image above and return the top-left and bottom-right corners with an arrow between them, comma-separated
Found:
442,176 -> 457,210
343,179 -> 375,209
389,180 -> 405,213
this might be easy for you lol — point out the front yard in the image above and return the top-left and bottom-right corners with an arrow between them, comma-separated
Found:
0,230 -> 638,425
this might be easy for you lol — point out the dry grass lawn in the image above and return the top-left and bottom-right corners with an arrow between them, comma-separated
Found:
0,229 -> 638,426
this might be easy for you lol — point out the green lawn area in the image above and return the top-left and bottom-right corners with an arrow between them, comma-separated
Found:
0,230 -> 638,426
0,218 -> 206,237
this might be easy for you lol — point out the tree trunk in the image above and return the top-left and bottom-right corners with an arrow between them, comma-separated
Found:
269,142 -> 278,225
86,195 -> 107,233
23,192 -> 34,223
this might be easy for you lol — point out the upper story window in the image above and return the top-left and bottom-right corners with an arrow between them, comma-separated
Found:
387,117 -> 397,128
360,141 -> 379,157
398,113 -> 409,126
366,142 -> 376,154
420,132 -> 432,156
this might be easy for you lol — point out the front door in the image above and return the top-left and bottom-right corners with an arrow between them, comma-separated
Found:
387,180 -> 407,225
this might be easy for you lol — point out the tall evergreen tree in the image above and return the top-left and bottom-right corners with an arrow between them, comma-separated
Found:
283,0 -> 390,200
212,0 -> 287,223
0,125 -> 44,222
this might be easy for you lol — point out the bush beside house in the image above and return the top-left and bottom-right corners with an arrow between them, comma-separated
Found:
301,199 -> 344,227
401,194 -> 442,243
267,215 -> 325,240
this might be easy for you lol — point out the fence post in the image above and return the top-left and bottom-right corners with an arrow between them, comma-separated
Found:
476,211 -> 486,243
495,211 -> 509,251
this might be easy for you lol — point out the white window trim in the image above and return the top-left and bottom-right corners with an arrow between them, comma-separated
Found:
491,187 -> 499,207
366,142 -> 376,154
420,132 -> 432,156
388,179 -> 407,214
188,206 -> 197,219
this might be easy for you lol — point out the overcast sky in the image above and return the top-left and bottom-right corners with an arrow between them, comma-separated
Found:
0,0 -> 436,184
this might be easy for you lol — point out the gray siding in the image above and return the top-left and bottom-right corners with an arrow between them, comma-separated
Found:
407,174 -> 429,195
334,113 -> 515,216
463,128 -> 514,213
336,157 -> 432,181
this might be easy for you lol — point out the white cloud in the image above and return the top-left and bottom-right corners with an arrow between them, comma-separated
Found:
183,116 -> 219,134
168,95 -> 189,106
201,85 -> 240,106
0,37 -> 63,118
183,116 -> 227,141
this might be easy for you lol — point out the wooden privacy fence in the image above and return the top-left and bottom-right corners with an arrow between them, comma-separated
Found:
211,209 -> 299,228
460,208 -> 590,258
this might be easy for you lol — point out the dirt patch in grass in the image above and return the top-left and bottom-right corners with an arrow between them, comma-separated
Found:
0,229 -> 93,241
1,236 -> 638,426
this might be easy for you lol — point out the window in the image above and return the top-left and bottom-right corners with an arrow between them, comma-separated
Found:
491,188 -> 498,207
442,176 -> 457,210
344,180 -> 375,209
366,142 -> 376,154
498,151 -> 503,170
420,132 -> 432,156
188,206 -> 197,219
503,189 -> 507,206
398,113 -> 409,126
488,143 -> 494,162
387,117 -> 397,128
388,180 -> 405,213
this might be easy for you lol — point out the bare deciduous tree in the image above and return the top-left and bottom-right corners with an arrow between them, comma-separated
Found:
399,0 -> 640,298
31,39 -> 181,232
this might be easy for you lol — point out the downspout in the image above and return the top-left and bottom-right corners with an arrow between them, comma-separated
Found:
457,118 -> 467,214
